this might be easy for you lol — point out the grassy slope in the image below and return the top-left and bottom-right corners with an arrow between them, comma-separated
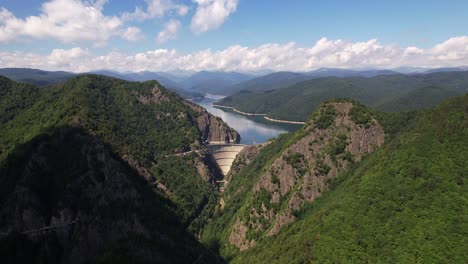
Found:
231,95 -> 468,263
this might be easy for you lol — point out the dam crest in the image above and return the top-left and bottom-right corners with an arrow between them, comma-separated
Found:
206,142 -> 245,176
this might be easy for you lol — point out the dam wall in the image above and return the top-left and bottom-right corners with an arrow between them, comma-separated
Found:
207,143 -> 245,175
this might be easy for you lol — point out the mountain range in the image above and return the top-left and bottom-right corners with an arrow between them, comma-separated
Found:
0,72 -> 467,263
216,71 -> 468,121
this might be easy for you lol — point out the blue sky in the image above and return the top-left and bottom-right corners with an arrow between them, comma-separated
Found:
0,0 -> 467,72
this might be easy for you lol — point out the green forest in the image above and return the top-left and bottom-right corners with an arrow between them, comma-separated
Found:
217,71 -> 468,121
0,73 -> 467,263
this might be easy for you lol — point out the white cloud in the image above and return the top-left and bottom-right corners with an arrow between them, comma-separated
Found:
156,19 -> 181,43
190,0 -> 238,34
0,0 -> 142,45
123,27 -> 145,41
1,37 -> 468,73
122,0 -> 189,22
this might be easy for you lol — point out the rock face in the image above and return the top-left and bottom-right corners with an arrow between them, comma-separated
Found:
186,101 -> 240,143
0,75 -> 238,263
0,128 -> 221,264
228,101 -> 385,250
227,143 -> 267,182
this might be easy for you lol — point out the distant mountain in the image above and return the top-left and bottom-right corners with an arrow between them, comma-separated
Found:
89,70 -> 203,99
0,68 -> 77,86
306,68 -> 399,78
223,69 -> 401,97
217,71 -> 468,121
179,71 -> 255,95
422,66 -> 468,73
225,71 -> 311,95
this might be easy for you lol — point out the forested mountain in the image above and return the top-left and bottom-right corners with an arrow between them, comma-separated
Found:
90,70 -> 203,99
179,71 -> 255,95
306,68 -> 399,78
217,71 -> 468,121
0,68 -> 202,99
0,75 -> 238,263
1,72 -> 467,264
0,68 -> 76,86
202,96 -> 468,263
221,69 -> 400,96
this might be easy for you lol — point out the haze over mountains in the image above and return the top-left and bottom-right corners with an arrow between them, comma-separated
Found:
1,66 -> 467,97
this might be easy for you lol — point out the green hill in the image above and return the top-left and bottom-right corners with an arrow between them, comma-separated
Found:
0,75 -> 238,263
217,71 -> 468,121
202,96 -> 468,263
0,68 -> 76,86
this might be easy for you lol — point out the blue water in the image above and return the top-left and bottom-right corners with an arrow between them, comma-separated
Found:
194,94 -> 302,145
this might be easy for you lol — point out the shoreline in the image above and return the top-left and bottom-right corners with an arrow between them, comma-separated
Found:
264,116 -> 305,125
212,104 -> 305,125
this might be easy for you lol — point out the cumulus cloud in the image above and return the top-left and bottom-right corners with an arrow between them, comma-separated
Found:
156,19 -> 181,43
0,0 -> 141,45
122,0 -> 189,22
191,0 -> 238,34
1,37 -> 468,72
123,27 -> 145,41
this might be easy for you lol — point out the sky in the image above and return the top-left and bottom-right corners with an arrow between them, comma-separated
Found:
0,0 -> 467,72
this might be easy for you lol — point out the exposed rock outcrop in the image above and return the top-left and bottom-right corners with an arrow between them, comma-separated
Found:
0,128 -> 221,263
185,101 -> 240,143
229,101 -> 385,250
227,143 -> 267,182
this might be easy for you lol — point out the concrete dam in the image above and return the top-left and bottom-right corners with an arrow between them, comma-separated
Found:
206,143 -> 245,176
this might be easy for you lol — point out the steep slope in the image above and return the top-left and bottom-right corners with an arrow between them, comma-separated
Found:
232,94 -> 468,263
376,86 -> 460,112
217,71 -> 468,121
0,75 -> 239,263
0,128 -> 221,264
203,100 -> 385,256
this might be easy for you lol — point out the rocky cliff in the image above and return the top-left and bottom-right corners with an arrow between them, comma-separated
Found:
227,101 -> 385,250
185,101 -> 240,143
0,128 -> 221,264
0,75 -> 238,263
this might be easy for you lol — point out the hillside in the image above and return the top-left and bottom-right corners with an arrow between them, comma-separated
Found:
217,71 -> 468,121
0,68 -> 202,99
0,75 -> 238,263
230,94 -> 468,263
202,100 -> 386,255
202,96 -> 468,263
0,68 -> 76,86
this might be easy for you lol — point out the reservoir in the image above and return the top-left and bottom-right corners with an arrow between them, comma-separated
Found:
194,94 -> 302,145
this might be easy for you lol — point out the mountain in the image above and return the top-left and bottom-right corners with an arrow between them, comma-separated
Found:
95,70 -> 204,99
0,75 -> 238,263
179,71 -> 255,95
0,68 -> 77,86
223,69 -> 401,97
306,68 -> 399,78
202,96 -> 468,263
422,66 -> 468,74
225,71 -> 311,95
217,71 -> 468,121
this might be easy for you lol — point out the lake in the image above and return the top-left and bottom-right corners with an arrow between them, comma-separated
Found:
193,94 -> 302,145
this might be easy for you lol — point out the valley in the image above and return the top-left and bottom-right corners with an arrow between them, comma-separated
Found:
0,70 -> 466,263
2,1 -> 468,263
